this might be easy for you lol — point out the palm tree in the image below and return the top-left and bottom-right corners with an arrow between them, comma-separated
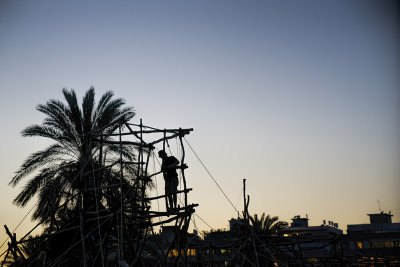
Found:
8,88 -> 138,264
249,213 -> 288,236
247,213 -> 289,266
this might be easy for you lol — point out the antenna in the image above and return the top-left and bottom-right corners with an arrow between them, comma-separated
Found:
377,199 -> 382,212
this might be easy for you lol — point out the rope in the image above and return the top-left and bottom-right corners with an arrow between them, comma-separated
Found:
151,151 -> 161,223
231,189 -> 243,218
152,140 -> 213,233
154,140 -> 213,232
166,137 -> 173,155
176,137 -> 183,193
183,137 -> 240,214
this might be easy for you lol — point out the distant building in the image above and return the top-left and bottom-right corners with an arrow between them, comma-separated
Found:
280,215 -> 343,265
347,211 -> 400,234
283,215 -> 343,237
343,211 -> 400,265
141,212 -> 400,266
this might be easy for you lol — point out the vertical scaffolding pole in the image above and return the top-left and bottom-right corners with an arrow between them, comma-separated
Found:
243,178 -> 250,225
178,129 -> 188,211
91,135 -> 105,267
118,123 -> 124,262
178,128 -> 189,266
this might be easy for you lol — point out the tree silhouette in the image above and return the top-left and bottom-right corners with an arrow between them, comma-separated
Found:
8,88 -> 139,264
249,213 -> 288,236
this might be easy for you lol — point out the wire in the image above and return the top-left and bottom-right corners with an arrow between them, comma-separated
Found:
151,151 -> 162,223
172,138 -> 214,232
183,136 -> 240,214
194,213 -> 213,230
154,140 -> 213,233
0,155 -> 84,252
0,201 -> 37,252
231,189 -> 243,218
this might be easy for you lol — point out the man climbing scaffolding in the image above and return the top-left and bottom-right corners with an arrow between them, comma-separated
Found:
158,150 -> 179,211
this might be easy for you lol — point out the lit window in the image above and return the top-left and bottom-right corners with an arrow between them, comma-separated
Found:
221,249 -> 231,255
187,249 -> 196,256
384,241 -> 394,248
168,249 -> 196,257
168,249 -> 179,257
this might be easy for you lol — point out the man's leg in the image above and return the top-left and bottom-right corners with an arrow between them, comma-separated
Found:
172,177 -> 178,209
165,179 -> 171,211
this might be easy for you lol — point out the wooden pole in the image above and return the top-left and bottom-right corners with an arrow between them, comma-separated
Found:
91,136 -> 104,267
178,129 -> 188,211
118,123 -> 124,262
243,179 -> 247,224
78,192 -> 88,267
4,225 -> 26,263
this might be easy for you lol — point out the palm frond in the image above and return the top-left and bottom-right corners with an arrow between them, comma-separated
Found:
22,124 -> 62,139
97,98 -> 127,126
82,87 -> 95,134
250,212 -> 288,235
10,144 -> 65,186
93,90 -> 114,127
33,177 -> 64,221
12,167 -> 57,207
37,100 -> 79,146
105,143 -> 136,162
62,88 -> 83,137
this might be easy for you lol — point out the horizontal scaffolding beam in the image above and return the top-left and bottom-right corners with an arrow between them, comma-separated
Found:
91,138 -> 151,148
145,188 -> 193,201
145,204 -> 198,216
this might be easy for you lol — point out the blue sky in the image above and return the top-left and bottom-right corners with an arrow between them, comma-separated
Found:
0,0 -> 399,247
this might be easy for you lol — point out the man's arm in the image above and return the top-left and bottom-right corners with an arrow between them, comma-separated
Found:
164,156 -> 179,170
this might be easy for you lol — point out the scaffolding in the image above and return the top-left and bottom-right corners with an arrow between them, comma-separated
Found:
1,120 -> 197,266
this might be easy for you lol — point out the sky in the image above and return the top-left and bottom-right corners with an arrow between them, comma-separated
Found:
0,0 -> 399,250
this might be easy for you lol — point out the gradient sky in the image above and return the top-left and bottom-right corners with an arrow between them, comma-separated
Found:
0,0 -> 399,249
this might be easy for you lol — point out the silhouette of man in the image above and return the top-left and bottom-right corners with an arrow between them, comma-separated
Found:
158,150 -> 179,211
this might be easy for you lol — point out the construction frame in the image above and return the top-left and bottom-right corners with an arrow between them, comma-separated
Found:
1,120 -> 197,267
